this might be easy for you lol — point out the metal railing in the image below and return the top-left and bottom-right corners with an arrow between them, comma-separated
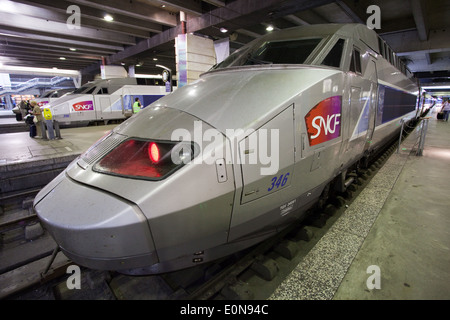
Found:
416,117 -> 430,156
397,117 -> 430,156
0,77 -> 71,95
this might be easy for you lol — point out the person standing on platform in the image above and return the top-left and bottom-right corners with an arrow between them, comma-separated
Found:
30,101 -> 44,138
43,106 -> 55,139
442,99 -> 450,122
19,99 -> 28,120
133,97 -> 142,113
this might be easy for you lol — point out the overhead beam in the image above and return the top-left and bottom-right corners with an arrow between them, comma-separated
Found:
0,0 -> 151,39
411,0 -> 429,41
0,38 -> 118,56
235,29 -> 263,39
284,14 -> 310,26
0,50 -> 102,61
384,29 -> 450,56
0,32 -> 123,52
150,0 -> 203,16
0,65 -> 81,77
201,0 -> 226,7
69,0 -> 177,26
15,0 -> 163,33
0,12 -> 136,45
335,0 -> 364,24
106,25 -> 183,66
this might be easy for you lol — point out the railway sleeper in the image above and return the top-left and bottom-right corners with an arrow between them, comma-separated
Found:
286,226 -> 314,242
273,240 -> 299,260
220,280 -> 254,300
250,257 -> 279,281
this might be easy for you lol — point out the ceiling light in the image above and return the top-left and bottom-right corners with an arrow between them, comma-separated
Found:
104,14 -> 114,22
153,58 -> 158,61
220,27 -> 228,33
59,57 -> 66,60
266,25 -> 274,32
422,86 -> 450,90
69,48 -> 77,51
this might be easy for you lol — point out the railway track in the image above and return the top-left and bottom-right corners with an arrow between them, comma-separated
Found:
1,120 -> 419,301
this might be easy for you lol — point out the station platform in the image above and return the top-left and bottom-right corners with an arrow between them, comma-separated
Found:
270,109 -> 450,300
0,112 -> 118,197
0,116 -> 117,168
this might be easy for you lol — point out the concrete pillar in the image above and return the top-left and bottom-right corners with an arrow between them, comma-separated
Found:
176,33 -> 216,88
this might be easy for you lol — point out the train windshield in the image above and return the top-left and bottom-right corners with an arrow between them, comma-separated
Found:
72,84 -> 97,94
211,38 -> 323,70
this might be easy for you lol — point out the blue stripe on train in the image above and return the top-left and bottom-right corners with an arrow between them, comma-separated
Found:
377,85 -> 417,125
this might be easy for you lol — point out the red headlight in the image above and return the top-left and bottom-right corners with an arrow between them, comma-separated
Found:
93,139 -> 194,180
149,142 -> 160,163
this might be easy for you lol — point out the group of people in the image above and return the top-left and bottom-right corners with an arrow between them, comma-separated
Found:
23,100 -> 55,139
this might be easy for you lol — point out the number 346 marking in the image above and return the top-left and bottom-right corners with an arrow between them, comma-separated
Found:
268,173 -> 290,192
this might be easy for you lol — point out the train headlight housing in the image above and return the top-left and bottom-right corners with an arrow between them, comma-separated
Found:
93,139 -> 197,180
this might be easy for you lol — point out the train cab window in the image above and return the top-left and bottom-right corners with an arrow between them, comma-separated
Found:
73,86 -> 90,94
96,87 -> 109,94
349,48 -> 362,74
321,38 -> 345,68
378,37 -> 385,58
211,38 -> 323,69
86,87 -> 96,94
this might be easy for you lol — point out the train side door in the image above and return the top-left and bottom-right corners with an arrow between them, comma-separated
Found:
94,87 -> 111,120
362,58 -> 378,152
239,105 -> 295,204
122,88 -> 133,116
347,47 -> 378,155
228,105 -> 295,241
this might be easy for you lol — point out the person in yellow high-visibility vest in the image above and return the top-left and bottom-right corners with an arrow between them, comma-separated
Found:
43,106 -> 55,140
133,98 -> 142,113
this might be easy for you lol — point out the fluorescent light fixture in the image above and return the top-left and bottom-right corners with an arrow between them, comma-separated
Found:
220,27 -> 228,33
69,48 -> 77,51
104,14 -> 114,22
422,86 -> 450,90
135,74 -> 162,79
59,57 -> 66,60
266,25 -> 274,31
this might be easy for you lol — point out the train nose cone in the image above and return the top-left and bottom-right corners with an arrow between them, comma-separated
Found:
34,174 -> 157,271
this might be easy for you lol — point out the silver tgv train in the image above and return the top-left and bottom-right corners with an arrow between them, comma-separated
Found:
34,24 -> 419,275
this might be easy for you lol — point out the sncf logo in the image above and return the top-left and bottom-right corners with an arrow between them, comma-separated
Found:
305,96 -> 342,146
72,101 -> 94,111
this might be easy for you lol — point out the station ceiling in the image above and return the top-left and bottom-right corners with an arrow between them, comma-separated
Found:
0,0 -> 449,94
